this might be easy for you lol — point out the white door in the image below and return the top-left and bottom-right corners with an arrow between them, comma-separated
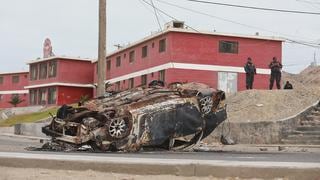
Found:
218,72 -> 238,93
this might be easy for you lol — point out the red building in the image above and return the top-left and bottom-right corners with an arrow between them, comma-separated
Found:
93,21 -> 283,93
25,56 -> 94,106
0,71 -> 29,108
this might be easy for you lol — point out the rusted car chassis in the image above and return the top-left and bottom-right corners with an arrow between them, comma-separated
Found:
42,82 -> 227,152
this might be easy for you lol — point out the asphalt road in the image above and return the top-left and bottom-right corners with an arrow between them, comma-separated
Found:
0,134 -> 320,164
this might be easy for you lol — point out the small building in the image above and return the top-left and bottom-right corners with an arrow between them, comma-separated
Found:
93,21 -> 283,93
0,71 -> 29,108
25,56 -> 94,106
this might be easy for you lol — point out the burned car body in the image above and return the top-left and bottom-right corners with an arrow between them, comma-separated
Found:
42,82 -> 227,152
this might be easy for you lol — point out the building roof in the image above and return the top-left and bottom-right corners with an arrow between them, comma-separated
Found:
92,27 -> 285,63
27,56 -> 94,65
0,71 -> 29,75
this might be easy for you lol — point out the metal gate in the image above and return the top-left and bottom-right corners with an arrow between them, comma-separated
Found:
218,72 -> 238,94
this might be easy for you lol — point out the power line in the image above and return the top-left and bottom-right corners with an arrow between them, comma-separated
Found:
286,38 -> 320,48
183,0 -> 320,15
296,0 -> 320,5
155,0 -> 320,48
140,0 -> 200,32
138,0 -> 167,23
150,0 -> 163,31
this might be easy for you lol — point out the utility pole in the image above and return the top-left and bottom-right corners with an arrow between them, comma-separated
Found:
97,0 -> 107,96
314,51 -> 317,66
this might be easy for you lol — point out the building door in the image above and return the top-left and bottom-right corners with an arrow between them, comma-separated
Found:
218,72 -> 238,94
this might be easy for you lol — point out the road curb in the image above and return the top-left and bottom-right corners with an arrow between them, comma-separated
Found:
0,152 -> 319,179
0,133 -> 49,141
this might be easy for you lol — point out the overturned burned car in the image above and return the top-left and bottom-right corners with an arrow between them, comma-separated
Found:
42,81 -> 227,152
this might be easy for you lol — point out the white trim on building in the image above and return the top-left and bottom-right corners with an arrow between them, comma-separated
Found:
0,90 -> 29,95
24,82 -> 94,89
105,62 -> 270,84
27,56 -> 94,65
0,71 -> 29,75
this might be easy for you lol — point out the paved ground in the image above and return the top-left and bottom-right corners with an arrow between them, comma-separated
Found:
0,134 -> 320,179
1,134 -> 320,162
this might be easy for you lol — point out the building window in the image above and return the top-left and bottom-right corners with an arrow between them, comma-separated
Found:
116,56 -> 121,67
48,60 -> 57,78
30,64 -> 38,81
39,63 -> 48,79
128,78 -> 134,89
12,75 -> 19,84
107,60 -> 111,71
0,94 -> 2,101
152,42 -> 155,48
142,45 -> 148,58
124,53 -> 127,58
129,50 -> 135,63
115,82 -> 120,91
158,70 -> 165,82
219,41 -> 239,54
29,89 -> 37,105
141,75 -> 147,86
47,87 -> 57,104
0,76 -> 3,84
38,88 -> 47,105
159,39 -> 166,52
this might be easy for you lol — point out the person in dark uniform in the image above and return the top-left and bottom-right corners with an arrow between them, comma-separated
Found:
269,57 -> 282,90
283,81 -> 293,89
244,57 -> 257,89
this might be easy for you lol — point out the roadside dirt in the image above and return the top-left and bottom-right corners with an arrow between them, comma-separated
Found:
226,66 -> 320,122
0,166 -> 287,180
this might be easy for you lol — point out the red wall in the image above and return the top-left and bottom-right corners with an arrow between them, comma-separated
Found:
58,60 -> 94,84
238,73 -> 271,90
0,72 -> 29,91
29,58 -> 94,86
166,69 -> 218,88
94,34 -> 172,83
0,94 -> 28,108
57,86 -> 93,105
170,32 -> 282,69
0,72 -> 29,108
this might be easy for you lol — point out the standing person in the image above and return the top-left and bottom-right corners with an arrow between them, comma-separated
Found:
269,57 -> 282,89
244,57 -> 257,89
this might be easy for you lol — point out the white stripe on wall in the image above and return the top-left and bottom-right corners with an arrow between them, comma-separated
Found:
24,82 -> 94,89
0,90 -> 29,95
106,62 -> 270,84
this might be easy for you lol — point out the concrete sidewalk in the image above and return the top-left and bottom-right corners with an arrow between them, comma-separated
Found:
1,132 -> 320,153
0,152 -> 319,179
195,143 -> 320,153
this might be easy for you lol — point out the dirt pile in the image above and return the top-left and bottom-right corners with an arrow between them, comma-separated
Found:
226,66 -> 320,122
283,66 -> 320,96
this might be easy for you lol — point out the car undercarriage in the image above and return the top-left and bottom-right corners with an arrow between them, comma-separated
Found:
42,82 -> 227,152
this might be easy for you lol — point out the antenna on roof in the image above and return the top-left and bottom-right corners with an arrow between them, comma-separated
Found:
114,44 -> 123,49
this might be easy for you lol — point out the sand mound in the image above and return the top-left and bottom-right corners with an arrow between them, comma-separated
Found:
226,66 -> 320,122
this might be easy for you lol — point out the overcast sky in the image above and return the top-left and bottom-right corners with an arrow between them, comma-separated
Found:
0,0 -> 319,73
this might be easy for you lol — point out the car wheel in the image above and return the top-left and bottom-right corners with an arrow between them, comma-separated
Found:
199,96 -> 213,115
106,117 -> 132,140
